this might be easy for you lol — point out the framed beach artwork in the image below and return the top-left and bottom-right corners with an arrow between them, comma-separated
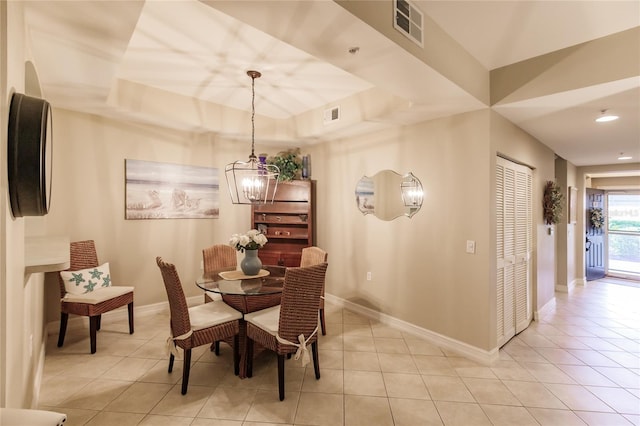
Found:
125,159 -> 219,219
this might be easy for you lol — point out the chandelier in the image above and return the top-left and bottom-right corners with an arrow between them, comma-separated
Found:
225,71 -> 279,204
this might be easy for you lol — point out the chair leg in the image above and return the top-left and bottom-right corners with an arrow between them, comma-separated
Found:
213,341 -> 220,355
128,302 -> 134,334
319,308 -> 327,336
168,352 -> 175,373
89,316 -> 99,354
96,315 -> 101,331
277,354 -> 285,401
57,313 -> 69,347
181,349 -> 192,395
246,338 -> 254,378
233,335 -> 240,376
312,341 -> 320,379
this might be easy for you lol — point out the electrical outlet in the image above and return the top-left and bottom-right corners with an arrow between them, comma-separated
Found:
366,271 -> 372,281
466,240 -> 476,254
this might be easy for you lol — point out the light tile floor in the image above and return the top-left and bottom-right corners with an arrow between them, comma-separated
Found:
39,277 -> 640,425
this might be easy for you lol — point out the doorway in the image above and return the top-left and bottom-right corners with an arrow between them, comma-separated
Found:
586,189 -> 605,280
496,156 -> 532,347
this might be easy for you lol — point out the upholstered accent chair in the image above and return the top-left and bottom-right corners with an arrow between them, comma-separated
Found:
57,240 -> 134,354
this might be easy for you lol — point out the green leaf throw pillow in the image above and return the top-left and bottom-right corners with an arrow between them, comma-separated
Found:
60,263 -> 112,295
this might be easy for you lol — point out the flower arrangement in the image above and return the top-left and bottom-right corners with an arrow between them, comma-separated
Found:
590,207 -> 605,229
229,229 -> 268,252
543,180 -> 564,225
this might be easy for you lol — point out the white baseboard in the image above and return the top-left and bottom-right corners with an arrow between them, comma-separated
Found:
324,294 -> 500,366
48,293 -> 500,365
30,340 -> 47,409
46,295 -> 202,336
534,296 -> 556,321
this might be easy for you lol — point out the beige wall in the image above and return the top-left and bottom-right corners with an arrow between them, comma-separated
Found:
38,108 -> 291,322
33,106 -> 555,355
304,109 -> 557,352
554,158 -> 580,291
310,110 -> 494,350
1,0 -> 48,408
489,111 -> 557,319
591,175 -> 640,189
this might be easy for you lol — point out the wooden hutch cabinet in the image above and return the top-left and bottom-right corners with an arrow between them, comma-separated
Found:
252,180 -> 315,267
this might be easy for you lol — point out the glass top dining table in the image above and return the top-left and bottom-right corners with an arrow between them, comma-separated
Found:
195,272 -> 284,296
195,266 -> 286,378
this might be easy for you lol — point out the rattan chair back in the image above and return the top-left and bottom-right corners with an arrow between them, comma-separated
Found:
278,263 -> 328,344
156,257 -> 192,340
57,239 -> 134,354
58,240 -> 99,298
299,246 -> 327,267
299,246 -> 329,335
202,244 -> 237,274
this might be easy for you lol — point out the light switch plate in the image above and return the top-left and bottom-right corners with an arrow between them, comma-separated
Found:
466,240 -> 476,254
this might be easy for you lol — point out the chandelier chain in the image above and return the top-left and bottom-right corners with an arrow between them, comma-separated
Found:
250,73 -> 256,159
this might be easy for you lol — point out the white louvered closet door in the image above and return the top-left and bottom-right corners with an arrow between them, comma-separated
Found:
496,157 -> 532,347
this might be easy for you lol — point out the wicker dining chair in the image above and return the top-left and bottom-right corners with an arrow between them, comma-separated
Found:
300,246 -> 329,335
57,240 -> 134,354
156,257 -> 242,395
202,244 -> 237,303
202,244 -> 238,354
244,262 -> 328,401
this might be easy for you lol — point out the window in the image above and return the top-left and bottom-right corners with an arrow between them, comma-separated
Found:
607,193 -> 640,277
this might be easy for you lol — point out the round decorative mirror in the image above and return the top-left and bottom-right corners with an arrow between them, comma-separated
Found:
355,170 -> 423,220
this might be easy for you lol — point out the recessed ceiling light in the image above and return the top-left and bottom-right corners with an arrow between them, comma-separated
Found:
618,153 -> 632,160
595,109 -> 619,123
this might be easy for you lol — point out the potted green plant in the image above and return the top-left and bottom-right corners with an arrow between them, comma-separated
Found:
267,148 -> 303,181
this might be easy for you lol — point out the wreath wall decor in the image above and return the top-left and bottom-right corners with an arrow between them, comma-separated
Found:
543,180 -> 564,225
590,207 -> 605,229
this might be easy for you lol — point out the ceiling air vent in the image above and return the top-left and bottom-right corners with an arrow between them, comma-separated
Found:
323,106 -> 340,124
394,0 -> 423,47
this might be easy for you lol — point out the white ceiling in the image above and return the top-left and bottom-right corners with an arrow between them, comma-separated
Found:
21,0 -> 640,168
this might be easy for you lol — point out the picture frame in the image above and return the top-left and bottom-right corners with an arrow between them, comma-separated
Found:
568,186 -> 578,224
125,159 -> 219,220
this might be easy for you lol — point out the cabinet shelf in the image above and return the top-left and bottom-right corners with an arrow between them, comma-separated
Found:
254,217 -> 308,225
253,180 -> 315,267
266,234 -> 309,240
